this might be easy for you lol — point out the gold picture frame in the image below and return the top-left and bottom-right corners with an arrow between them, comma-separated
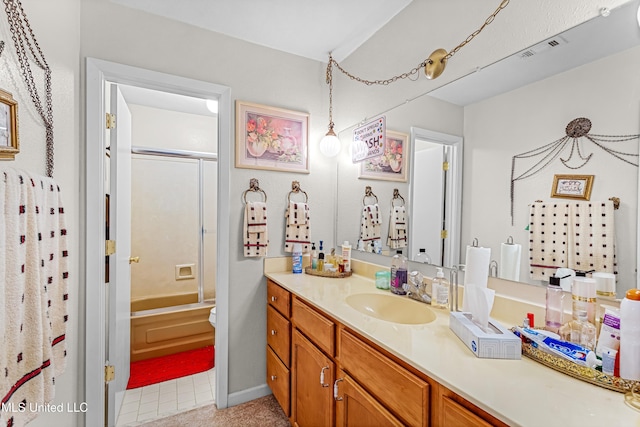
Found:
551,174 -> 594,200
0,89 -> 19,160
358,130 -> 409,182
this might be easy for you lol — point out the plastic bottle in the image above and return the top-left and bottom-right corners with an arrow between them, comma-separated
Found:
413,248 -> 431,264
620,289 -> 640,380
317,241 -> 325,271
560,309 -> 596,350
311,242 -> 318,270
545,276 -> 564,334
431,267 -> 449,309
341,241 -> 352,272
292,243 -> 303,274
571,277 -> 597,324
390,250 -> 407,295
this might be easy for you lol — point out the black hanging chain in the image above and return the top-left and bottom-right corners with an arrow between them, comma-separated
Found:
3,0 -> 54,177
0,40 -> 4,57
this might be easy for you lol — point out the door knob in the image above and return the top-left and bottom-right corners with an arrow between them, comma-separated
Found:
129,256 -> 140,264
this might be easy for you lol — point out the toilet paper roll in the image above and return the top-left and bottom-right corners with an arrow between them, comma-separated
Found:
463,245 -> 491,314
499,243 -> 521,282
464,245 -> 491,289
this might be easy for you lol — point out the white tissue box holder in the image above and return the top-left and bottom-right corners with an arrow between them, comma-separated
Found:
449,312 -> 521,360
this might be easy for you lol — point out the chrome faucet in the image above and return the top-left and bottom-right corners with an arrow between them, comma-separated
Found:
404,271 -> 432,304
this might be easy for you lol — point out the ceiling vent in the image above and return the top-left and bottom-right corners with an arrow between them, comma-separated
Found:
519,36 -> 568,59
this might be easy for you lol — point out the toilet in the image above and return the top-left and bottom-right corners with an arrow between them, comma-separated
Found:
209,306 -> 217,328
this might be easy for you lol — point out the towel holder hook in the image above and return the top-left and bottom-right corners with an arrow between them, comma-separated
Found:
505,236 -> 514,245
287,180 -> 308,203
363,186 -> 378,206
391,188 -> 405,207
243,178 -> 267,203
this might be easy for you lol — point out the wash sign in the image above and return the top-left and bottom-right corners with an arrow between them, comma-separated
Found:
352,116 -> 385,163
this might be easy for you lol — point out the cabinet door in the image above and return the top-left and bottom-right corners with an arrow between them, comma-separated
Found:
292,329 -> 335,427
267,346 -> 291,417
335,370 -> 404,427
442,396 -> 493,427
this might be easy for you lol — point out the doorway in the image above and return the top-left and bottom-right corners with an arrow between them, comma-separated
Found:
85,58 -> 231,427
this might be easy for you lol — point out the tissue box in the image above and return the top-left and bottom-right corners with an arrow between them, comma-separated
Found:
449,312 -> 521,360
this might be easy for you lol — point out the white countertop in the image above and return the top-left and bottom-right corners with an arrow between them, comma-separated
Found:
265,260 -> 640,427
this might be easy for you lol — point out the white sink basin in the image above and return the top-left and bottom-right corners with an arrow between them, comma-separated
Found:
346,293 -> 437,325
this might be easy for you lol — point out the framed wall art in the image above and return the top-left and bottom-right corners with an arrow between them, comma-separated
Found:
358,130 -> 409,182
0,89 -> 19,160
235,101 -> 309,173
550,174 -> 594,200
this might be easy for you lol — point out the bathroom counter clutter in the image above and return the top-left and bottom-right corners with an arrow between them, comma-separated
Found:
264,259 -> 639,427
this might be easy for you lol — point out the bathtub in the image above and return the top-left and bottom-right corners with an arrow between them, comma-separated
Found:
130,293 -> 215,362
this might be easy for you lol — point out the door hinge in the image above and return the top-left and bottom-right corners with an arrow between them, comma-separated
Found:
106,240 -> 116,256
442,161 -> 449,171
106,113 -> 116,129
441,230 -> 448,239
105,365 -> 115,383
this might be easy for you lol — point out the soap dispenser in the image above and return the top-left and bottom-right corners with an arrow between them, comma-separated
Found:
431,267 -> 449,309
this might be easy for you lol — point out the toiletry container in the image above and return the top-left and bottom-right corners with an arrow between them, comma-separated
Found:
317,241 -> 325,271
311,242 -> 318,270
341,241 -> 352,272
375,270 -> 390,290
571,277 -> 596,324
620,289 -> 640,380
431,267 -> 449,309
545,276 -> 564,334
292,243 -> 303,274
390,250 -> 407,295
414,248 -> 430,264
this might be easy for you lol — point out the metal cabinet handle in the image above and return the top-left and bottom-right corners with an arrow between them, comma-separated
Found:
271,296 -> 277,302
320,366 -> 330,387
271,329 -> 277,335
334,378 -> 344,401
270,375 -> 277,381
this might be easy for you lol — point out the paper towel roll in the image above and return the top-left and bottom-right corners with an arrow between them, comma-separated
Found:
464,245 -> 491,289
499,243 -> 521,281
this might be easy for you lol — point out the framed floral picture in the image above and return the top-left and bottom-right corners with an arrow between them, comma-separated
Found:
0,89 -> 19,160
235,101 -> 309,173
358,130 -> 409,182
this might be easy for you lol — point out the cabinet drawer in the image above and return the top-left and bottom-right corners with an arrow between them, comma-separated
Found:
267,346 -> 291,417
292,297 -> 335,356
442,396 -> 492,427
267,305 -> 291,366
339,329 -> 429,427
267,279 -> 291,317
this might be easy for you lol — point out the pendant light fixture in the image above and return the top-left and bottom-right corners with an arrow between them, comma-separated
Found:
319,55 -> 341,157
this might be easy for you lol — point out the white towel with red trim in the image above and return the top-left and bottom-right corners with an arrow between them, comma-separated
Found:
284,201 -> 310,253
360,204 -> 382,246
387,205 -> 407,249
243,201 -> 268,257
0,168 -> 69,427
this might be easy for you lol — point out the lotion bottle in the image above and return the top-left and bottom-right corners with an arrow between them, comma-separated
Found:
431,267 -> 449,309
620,289 -> 640,380
311,242 -> 318,270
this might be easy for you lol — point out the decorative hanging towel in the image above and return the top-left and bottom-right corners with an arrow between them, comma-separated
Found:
529,200 -> 616,280
243,201 -> 268,257
360,204 -> 382,246
387,205 -> 407,249
0,168 -> 69,427
567,201 -> 616,274
284,201 -> 311,253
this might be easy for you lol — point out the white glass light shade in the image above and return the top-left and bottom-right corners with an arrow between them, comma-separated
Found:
319,133 -> 341,157
205,99 -> 218,114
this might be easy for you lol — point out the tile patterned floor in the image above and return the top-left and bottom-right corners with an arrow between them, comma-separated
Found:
116,368 -> 216,426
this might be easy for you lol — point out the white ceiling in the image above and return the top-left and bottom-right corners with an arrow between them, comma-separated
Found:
111,0 -> 413,62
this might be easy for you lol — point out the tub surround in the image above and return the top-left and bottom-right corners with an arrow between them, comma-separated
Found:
264,258 -> 637,426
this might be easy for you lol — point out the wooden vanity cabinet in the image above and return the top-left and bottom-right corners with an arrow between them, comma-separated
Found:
266,279 -> 509,427
266,280 -> 292,417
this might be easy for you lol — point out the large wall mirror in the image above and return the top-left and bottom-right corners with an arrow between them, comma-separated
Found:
335,0 -> 640,298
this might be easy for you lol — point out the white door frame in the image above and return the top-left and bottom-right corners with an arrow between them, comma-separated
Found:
84,57 -> 231,426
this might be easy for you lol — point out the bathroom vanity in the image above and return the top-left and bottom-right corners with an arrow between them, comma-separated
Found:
264,258 -> 638,426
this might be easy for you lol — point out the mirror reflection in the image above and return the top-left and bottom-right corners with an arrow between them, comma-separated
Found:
336,0 -> 640,298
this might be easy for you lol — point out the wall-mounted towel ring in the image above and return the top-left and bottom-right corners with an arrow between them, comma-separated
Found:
287,180 -> 308,203
505,236 -> 514,245
471,237 -> 479,247
362,186 -> 378,206
391,188 -> 405,207
242,178 -> 267,203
